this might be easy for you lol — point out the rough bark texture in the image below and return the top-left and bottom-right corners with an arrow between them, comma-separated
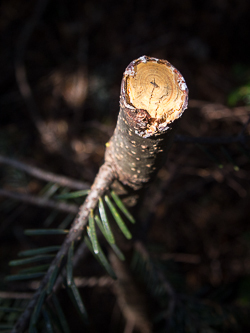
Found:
106,55 -> 188,192
105,56 -> 188,332
11,56 -> 188,333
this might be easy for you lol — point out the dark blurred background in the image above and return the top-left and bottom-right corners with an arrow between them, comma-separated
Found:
1,0 -> 250,331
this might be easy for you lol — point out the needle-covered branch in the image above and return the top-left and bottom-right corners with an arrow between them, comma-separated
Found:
12,163 -> 115,333
11,56 -> 188,332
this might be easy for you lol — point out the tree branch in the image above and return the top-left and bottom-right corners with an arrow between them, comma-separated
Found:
104,56 -> 188,332
11,162 -> 115,333
106,55 -> 188,192
11,56 -> 188,332
0,189 -> 78,214
0,155 -> 89,190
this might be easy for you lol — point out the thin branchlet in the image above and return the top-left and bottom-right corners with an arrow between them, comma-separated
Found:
12,163 -> 115,333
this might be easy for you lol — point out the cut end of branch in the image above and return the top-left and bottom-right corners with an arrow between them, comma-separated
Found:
122,55 -> 188,137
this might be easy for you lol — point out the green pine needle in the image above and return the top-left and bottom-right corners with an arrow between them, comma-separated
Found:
98,197 -> 115,244
110,191 -> 135,223
94,214 -> 107,239
51,295 -> 71,333
0,307 -> 23,313
84,236 -> 117,279
5,273 -> 45,282
66,282 -> 88,323
95,215 -> 125,261
67,241 -> 74,287
55,190 -> 89,199
84,236 -> 95,255
39,183 -> 59,198
110,244 -> 125,261
19,264 -> 50,274
70,283 -> 87,319
30,289 -> 47,329
88,210 -> 99,254
42,308 -> 54,333
47,256 -> 63,294
9,255 -> 54,266
104,195 -> 132,239
95,247 -> 117,279
25,229 -> 68,236
18,246 -> 61,257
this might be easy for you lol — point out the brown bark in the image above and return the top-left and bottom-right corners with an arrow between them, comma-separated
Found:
106,55 -> 188,192
11,56 -> 188,333
105,56 -> 188,332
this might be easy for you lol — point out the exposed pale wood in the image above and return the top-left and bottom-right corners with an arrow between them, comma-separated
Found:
126,60 -> 187,123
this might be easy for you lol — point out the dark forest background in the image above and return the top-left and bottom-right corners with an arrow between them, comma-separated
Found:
1,0 -> 250,331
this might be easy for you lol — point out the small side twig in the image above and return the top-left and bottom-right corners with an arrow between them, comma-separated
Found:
0,189 -> 78,214
0,155 -> 89,190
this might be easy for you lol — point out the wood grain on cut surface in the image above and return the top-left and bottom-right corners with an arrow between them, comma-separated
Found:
126,61 -> 185,122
